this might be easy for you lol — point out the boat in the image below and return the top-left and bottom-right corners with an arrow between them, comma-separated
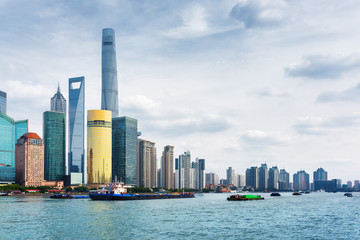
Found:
270,192 -> 281,196
50,194 -> 74,199
292,192 -> 302,196
344,193 -> 353,197
0,192 -> 9,196
89,183 -> 195,201
227,194 -> 264,201
305,190 -> 311,194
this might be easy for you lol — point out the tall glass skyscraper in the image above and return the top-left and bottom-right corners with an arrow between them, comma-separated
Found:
101,28 -> 119,117
87,110 -> 112,185
112,117 -> 137,185
0,90 -> 6,114
68,77 -> 85,184
51,84 -> 66,114
43,111 -> 66,181
0,113 -> 28,183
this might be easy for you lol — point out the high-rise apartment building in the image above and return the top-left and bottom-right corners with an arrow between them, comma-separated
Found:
0,90 -> 6,114
313,168 -> 328,181
161,145 -> 174,189
0,112 -> 28,183
237,174 -> 246,187
51,84 -> 66,114
176,151 -> 190,189
205,172 -> 218,186
279,169 -> 290,190
197,159 -> 205,189
268,166 -> 279,191
293,170 -> 310,191
68,77 -> 85,184
101,28 -> 119,117
246,167 -> 258,189
226,167 -> 235,186
15,133 -> 44,187
43,111 -> 66,181
87,110 -> 112,185
258,163 -> 268,190
112,116 -> 137,185
137,139 -> 157,188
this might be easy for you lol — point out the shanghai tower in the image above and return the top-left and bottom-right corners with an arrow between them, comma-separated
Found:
101,28 -> 119,117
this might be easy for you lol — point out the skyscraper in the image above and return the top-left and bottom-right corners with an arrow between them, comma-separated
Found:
87,110 -> 112,185
112,116 -> 137,185
51,84 -> 66,114
0,90 -> 6,114
258,163 -> 268,190
246,167 -> 258,189
43,111 -> 66,181
15,133 -> 44,187
161,145 -> 174,189
197,159 -> 205,190
268,166 -> 279,191
313,168 -> 328,181
226,167 -> 235,186
137,139 -> 157,188
293,170 -> 310,191
176,151 -> 190,189
68,77 -> 85,184
101,28 -> 119,117
279,169 -> 290,190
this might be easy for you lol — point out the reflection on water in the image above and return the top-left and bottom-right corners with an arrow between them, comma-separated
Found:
1,192 -> 360,239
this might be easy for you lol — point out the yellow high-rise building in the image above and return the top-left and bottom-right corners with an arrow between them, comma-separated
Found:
87,110 -> 112,185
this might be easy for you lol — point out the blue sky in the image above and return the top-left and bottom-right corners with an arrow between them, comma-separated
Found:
1,0 -> 360,181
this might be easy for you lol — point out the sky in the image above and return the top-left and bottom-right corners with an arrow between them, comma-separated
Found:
1,0 -> 360,181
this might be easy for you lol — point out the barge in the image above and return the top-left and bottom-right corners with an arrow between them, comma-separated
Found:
227,194 -> 264,201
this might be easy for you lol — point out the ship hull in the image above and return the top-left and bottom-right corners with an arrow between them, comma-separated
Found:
89,193 -> 195,201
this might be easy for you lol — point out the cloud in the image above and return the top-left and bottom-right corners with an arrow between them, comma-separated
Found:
120,94 -> 232,136
255,86 -> 292,98
294,113 -> 360,135
317,83 -> 360,102
241,129 -> 290,148
285,53 -> 360,79
230,0 -> 287,29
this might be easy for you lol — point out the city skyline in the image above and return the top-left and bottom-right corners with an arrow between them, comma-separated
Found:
1,1 -> 360,181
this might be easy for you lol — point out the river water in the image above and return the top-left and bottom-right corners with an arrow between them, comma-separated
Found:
1,192 -> 359,239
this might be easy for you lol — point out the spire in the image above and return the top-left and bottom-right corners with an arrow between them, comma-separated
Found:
57,82 -> 60,93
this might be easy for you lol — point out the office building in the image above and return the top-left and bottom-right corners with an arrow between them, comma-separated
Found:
112,116 -> 137,185
226,167 -> 235,186
246,167 -> 258,189
50,84 -> 66,114
268,166 -> 279,191
0,90 -> 6,114
279,169 -> 290,190
43,111 -> 66,181
161,145 -> 174,189
15,133 -> 44,187
68,77 -> 85,184
197,159 -> 205,189
293,170 -> 310,191
0,112 -> 28,183
87,110 -> 112,185
258,163 -> 268,190
176,151 -> 190,189
137,139 -> 156,188
101,28 -> 119,117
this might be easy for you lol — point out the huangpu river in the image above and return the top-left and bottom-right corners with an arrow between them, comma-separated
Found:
1,192 -> 360,239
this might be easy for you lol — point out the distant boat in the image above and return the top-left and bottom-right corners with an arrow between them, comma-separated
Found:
270,192 -> 281,196
50,194 -> 74,199
227,194 -> 264,201
344,193 -> 353,197
305,191 -> 311,194
292,192 -> 302,196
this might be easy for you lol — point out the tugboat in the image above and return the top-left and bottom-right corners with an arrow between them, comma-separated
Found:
89,182 -> 195,201
270,192 -> 281,196
344,193 -> 353,197
227,194 -> 264,201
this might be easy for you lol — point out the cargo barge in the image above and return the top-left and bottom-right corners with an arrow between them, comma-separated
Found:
227,194 -> 264,201
89,183 -> 195,201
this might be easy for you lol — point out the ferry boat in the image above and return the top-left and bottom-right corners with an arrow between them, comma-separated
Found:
89,183 -> 195,201
227,194 -> 264,201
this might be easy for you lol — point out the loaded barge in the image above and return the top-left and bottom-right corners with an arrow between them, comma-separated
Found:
227,194 -> 264,201
89,183 -> 195,201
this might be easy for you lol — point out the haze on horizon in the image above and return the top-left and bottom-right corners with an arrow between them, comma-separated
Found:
1,0 -> 360,181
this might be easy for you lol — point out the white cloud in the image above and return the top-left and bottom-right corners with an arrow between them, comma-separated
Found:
241,130 -> 290,148
317,83 -> 360,102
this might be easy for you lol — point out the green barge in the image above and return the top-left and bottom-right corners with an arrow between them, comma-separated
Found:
227,194 -> 264,201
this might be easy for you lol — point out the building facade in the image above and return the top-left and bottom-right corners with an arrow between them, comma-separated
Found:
87,110 -> 112,185
313,168 -> 328,181
112,116 -> 137,185
258,163 -> 268,190
101,28 -> 119,117
161,145 -> 174,189
197,159 -> 205,189
137,139 -> 157,188
293,170 -> 310,191
43,111 -> 66,181
0,90 -> 6,114
246,167 -> 258,189
268,166 -> 279,191
51,84 -> 66,114
15,133 -> 44,187
279,169 -> 290,190
68,76 -> 85,184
